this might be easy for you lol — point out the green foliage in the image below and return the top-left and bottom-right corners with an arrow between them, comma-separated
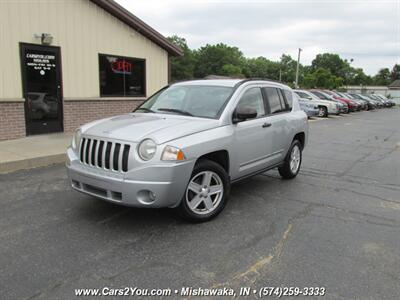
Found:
243,57 -> 280,79
391,64 -> 400,81
373,68 -> 391,86
302,68 -> 343,89
193,43 -> 245,78
167,35 -> 196,82
167,35 -> 396,88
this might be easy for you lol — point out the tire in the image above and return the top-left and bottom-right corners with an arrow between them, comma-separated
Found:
278,140 -> 302,179
318,106 -> 328,117
177,159 -> 230,222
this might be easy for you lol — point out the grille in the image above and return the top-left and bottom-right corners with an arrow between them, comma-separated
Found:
79,138 -> 130,172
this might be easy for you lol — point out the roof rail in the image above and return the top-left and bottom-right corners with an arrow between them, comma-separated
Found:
234,77 -> 284,88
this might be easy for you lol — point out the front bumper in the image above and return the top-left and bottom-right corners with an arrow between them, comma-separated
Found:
327,106 -> 339,114
66,148 -> 195,208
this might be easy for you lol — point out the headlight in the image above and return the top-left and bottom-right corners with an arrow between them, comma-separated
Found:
161,145 -> 185,161
71,129 -> 81,150
138,139 -> 157,161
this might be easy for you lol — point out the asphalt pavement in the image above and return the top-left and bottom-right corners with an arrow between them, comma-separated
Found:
1,108 -> 399,300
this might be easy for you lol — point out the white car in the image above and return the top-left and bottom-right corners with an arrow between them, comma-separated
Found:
294,89 -> 339,117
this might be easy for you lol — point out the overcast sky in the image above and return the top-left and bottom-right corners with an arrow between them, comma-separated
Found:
116,0 -> 400,75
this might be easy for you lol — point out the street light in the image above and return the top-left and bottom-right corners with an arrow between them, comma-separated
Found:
295,48 -> 302,88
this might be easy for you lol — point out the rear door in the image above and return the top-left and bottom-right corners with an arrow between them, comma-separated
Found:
262,87 -> 292,165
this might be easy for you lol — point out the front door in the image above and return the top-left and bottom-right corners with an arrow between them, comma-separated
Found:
231,87 -> 274,180
20,43 -> 63,135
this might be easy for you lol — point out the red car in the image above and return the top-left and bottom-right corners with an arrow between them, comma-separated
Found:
322,90 -> 361,112
309,89 -> 350,113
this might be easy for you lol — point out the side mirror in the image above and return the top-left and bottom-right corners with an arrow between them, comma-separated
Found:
233,107 -> 258,123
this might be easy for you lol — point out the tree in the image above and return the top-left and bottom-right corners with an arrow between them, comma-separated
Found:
302,68 -> 343,89
373,68 -> 391,85
391,64 -> 400,81
220,64 -> 244,77
193,43 -> 245,78
167,35 -> 197,82
242,57 -> 280,79
311,53 -> 347,77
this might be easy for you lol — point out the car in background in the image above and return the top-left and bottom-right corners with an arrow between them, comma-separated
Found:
294,89 -> 339,117
323,90 -> 361,112
346,93 -> 375,110
309,90 -> 349,114
358,94 -> 383,108
349,93 -> 380,109
335,91 -> 367,110
369,94 -> 395,107
297,97 -> 319,118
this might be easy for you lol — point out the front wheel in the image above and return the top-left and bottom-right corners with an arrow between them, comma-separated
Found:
278,140 -> 302,179
177,159 -> 230,222
318,106 -> 328,117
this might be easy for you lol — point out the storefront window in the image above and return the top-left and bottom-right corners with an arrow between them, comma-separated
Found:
99,54 -> 145,97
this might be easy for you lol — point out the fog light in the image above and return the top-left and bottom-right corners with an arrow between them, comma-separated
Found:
137,190 -> 156,204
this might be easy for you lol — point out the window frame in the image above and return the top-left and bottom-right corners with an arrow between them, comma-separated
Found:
98,53 -> 146,98
234,86 -> 267,122
262,87 -> 291,116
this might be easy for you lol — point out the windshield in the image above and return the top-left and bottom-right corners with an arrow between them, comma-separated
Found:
310,91 -> 330,100
136,85 -> 233,119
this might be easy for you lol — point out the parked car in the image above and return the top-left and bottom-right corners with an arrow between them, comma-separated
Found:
66,79 -> 308,222
369,94 -> 395,107
348,93 -> 377,110
309,90 -> 349,114
335,91 -> 367,110
323,90 -> 361,111
374,94 -> 396,106
346,93 -> 375,110
298,97 -> 319,118
294,89 -> 339,117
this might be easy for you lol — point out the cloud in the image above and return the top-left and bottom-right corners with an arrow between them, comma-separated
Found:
116,0 -> 400,75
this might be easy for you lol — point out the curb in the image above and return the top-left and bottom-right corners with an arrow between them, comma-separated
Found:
0,153 -> 66,174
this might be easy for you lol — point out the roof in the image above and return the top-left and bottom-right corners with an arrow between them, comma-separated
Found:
90,0 -> 183,56
173,79 -> 243,87
172,78 -> 290,89
388,79 -> 400,89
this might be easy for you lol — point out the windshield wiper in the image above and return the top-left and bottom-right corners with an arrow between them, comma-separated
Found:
135,107 -> 155,113
157,108 -> 193,116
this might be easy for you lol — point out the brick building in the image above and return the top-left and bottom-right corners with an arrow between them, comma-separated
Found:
0,0 -> 182,141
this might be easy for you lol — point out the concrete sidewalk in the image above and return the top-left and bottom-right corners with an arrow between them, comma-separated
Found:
0,133 -> 71,173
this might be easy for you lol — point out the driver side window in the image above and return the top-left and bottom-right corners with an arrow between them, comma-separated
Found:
236,87 -> 265,117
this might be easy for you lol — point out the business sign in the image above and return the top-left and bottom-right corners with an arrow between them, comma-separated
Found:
25,53 -> 56,75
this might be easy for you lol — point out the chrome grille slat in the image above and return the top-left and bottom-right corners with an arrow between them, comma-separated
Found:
79,137 -> 130,172
118,144 -> 123,172
94,140 -> 99,166
109,143 -> 116,171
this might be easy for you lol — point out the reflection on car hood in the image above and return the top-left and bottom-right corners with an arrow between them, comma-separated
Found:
82,113 -> 219,144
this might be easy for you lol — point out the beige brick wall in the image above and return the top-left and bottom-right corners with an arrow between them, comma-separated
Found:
0,102 -> 26,141
63,99 -> 144,132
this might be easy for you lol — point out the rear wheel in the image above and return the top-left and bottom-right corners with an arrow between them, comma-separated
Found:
279,140 -> 302,179
177,159 -> 230,222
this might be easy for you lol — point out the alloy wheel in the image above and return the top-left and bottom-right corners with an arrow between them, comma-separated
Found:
289,145 -> 301,174
185,171 -> 224,215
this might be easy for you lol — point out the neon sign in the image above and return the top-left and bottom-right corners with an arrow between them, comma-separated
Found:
111,59 -> 132,74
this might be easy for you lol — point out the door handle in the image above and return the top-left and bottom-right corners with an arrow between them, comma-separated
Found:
262,122 -> 272,128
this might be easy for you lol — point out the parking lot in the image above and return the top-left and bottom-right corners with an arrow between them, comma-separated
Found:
1,108 -> 399,299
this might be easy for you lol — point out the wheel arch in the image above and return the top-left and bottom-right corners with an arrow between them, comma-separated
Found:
196,150 -> 230,174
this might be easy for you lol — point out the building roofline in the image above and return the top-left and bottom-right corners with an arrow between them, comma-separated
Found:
90,0 -> 183,56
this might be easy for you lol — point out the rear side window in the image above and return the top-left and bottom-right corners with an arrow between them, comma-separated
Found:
236,87 -> 265,117
264,87 -> 286,114
282,89 -> 293,110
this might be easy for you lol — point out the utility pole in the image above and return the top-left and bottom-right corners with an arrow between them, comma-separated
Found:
295,48 -> 302,88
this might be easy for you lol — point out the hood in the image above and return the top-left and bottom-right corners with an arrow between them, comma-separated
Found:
82,113 -> 219,144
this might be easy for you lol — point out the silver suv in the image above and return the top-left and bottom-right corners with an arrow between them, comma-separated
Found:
66,79 -> 308,221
